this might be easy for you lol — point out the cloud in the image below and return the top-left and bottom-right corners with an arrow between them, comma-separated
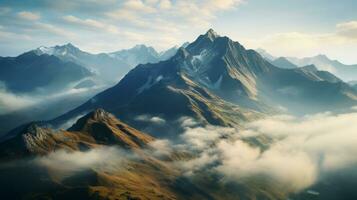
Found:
216,140 -> 317,192
135,115 -> 166,125
17,11 -> 40,20
57,113 -> 86,130
0,81 -> 105,115
62,15 -> 121,35
336,20 -> 357,40
147,139 -> 173,158
0,89 -> 36,115
34,146 -> 129,179
172,110 -> 357,193
245,20 -> 357,62
180,125 -> 234,150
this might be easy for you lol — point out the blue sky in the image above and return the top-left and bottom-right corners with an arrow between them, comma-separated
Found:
0,0 -> 356,63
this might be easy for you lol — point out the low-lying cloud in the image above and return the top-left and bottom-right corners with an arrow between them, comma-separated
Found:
166,110 -> 357,193
34,146 -> 130,180
135,114 -> 166,125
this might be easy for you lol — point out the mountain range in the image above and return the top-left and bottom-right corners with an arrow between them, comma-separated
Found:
0,43 -> 180,135
0,51 -> 92,94
257,49 -> 357,82
1,29 -> 357,200
33,43 -> 179,84
52,29 -> 357,137
0,108 -> 296,200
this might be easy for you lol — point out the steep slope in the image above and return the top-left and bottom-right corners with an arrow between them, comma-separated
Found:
0,51 -> 92,94
0,109 -> 177,200
159,45 -> 179,61
294,65 -> 342,83
270,57 -> 298,69
0,109 -> 153,159
0,109 -> 291,200
286,54 -> 357,81
53,29 -> 357,136
256,48 -> 276,61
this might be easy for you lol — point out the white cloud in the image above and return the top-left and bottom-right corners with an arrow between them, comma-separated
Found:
148,139 -> 173,157
17,11 -> 41,21
34,146 -> 128,179
135,114 -> 166,125
173,111 -> 357,193
0,89 -> 36,114
245,20 -> 357,63
335,21 -> 357,42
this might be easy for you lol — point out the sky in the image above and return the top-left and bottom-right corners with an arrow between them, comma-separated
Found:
0,0 -> 356,63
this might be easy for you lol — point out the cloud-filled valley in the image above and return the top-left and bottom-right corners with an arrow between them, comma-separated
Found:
0,3 -> 357,198
155,109 -> 357,194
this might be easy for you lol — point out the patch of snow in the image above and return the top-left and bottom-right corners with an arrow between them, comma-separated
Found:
155,75 -> 163,82
38,46 -> 55,55
61,48 -> 67,55
137,75 -> 163,94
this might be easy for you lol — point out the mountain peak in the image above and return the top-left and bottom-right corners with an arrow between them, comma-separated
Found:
67,109 -> 154,148
69,108 -> 116,132
314,54 -> 330,61
205,28 -> 219,41
65,42 -> 75,47
87,108 -> 115,121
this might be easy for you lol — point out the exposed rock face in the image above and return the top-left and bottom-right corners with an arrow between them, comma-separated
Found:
53,29 -> 357,137
0,109 -> 154,158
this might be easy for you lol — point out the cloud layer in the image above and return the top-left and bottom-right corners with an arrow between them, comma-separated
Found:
163,110 -> 357,193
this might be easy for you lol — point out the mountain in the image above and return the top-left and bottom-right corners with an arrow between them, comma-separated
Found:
33,43 -> 131,83
0,108 -> 290,200
159,45 -> 179,61
34,43 -> 180,84
0,51 -> 92,94
286,54 -> 357,81
256,48 -> 276,61
0,109 -> 153,158
0,109 -> 178,199
109,44 -> 179,67
52,29 -> 357,137
270,57 -> 298,69
109,44 -> 161,67
293,65 -> 342,83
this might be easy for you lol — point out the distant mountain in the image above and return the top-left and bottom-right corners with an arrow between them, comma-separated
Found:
109,44 -> 160,67
109,44 -> 179,67
294,65 -> 342,83
0,51 -> 92,94
158,45 -> 179,61
270,57 -> 298,69
34,43 -> 180,83
256,48 -> 276,61
285,54 -> 357,81
33,43 -> 131,83
52,29 -> 357,137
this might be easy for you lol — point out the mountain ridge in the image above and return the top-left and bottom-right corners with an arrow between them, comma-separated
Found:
50,29 -> 357,137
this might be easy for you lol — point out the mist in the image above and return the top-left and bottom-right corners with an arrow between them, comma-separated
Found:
155,108 -> 357,193
33,146 -> 130,179
0,84 -> 108,135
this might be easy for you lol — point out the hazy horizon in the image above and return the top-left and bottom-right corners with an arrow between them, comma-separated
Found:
0,0 -> 357,64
